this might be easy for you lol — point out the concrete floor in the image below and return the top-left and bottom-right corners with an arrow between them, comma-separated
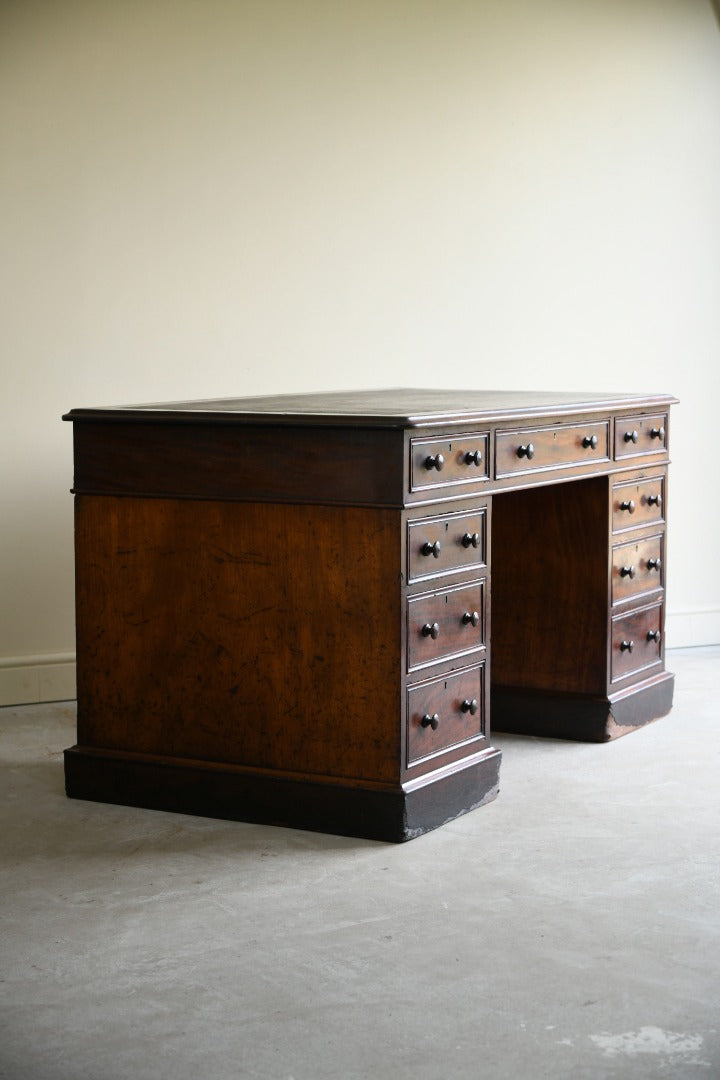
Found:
1,647 -> 718,1080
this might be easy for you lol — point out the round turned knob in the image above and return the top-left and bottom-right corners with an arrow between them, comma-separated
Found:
461,698 -> 479,715
650,426 -> 665,440
517,443 -> 535,460
647,493 -> 662,507
462,611 -> 480,627
464,449 -> 483,467
421,713 -> 440,731
422,621 -> 440,640
583,434 -> 599,449
421,540 -> 442,559
646,557 -> 662,572
620,499 -> 636,513
424,453 -> 445,472
620,565 -> 636,579
462,532 -> 481,549
620,639 -> 634,653
647,629 -> 662,643
624,430 -> 639,444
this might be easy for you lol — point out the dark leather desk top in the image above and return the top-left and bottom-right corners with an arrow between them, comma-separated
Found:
64,388 -> 678,429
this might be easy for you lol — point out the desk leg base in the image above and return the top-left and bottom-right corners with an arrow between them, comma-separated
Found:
492,671 -> 674,742
64,747 -> 501,843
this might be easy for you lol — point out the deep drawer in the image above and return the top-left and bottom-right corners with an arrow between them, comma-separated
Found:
495,420 -> 609,478
407,508 -> 487,583
407,663 -> 485,766
612,533 -> 664,604
612,475 -> 665,533
614,414 -> 668,458
407,580 -> 485,671
410,433 -> 489,491
611,602 -> 664,682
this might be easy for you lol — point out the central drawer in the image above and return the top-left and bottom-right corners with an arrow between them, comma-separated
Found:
407,663 -> 485,766
495,420 -> 609,478
612,533 -> 664,604
407,580 -> 485,672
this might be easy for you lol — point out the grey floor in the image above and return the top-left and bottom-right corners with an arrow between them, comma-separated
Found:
1,648 -> 719,1080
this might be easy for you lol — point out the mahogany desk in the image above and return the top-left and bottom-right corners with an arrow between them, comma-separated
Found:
63,389 -> 676,842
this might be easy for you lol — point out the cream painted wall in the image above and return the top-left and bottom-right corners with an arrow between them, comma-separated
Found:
2,0 -> 719,703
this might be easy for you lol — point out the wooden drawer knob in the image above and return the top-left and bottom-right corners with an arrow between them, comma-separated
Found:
647,494 -> 662,507
650,427 -> 665,440
624,430 -> 639,444
462,611 -> 480,627
517,443 -> 535,459
464,449 -> 483,466
620,640 -> 635,653
619,499 -> 636,513
421,713 -> 441,730
422,622 -> 441,640
424,453 -> 445,471
462,532 -> 481,549
647,629 -> 661,643
421,540 -> 442,559
461,698 -> 479,715
620,565 -> 636,579
582,434 -> 598,449
646,558 -> 662,572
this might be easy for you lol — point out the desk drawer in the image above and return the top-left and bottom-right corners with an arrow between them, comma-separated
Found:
612,534 -> 664,604
612,475 -> 665,533
408,508 -> 487,582
495,420 -> 608,478
410,433 -> 489,491
407,580 -> 485,671
611,602 -> 664,682
407,664 -> 485,766
614,414 -> 668,459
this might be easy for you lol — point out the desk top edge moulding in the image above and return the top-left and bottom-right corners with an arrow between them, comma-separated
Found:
63,388 -> 677,841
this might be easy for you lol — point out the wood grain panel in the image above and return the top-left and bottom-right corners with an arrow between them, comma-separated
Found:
74,495 -> 402,783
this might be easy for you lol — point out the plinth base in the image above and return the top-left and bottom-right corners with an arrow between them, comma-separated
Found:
64,746 -> 502,843
492,671 -> 674,743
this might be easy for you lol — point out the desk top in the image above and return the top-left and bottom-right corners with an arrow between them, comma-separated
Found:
64,388 -> 678,429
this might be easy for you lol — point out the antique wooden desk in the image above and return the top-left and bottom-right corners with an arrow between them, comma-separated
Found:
63,389 -> 676,841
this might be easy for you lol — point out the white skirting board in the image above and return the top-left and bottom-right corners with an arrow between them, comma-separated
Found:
0,654 -> 77,707
1,611 -> 718,706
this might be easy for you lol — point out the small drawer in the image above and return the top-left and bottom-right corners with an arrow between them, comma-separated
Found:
614,414 -> 668,459
407,663 -> 485,766
407,580 -> 485,672
612,533 -> 664,604
611,602 -> 664,682
495,420 -> 609,478
408,508 -> 487,583
612,475 -> 665,533
410,433 -> 489,492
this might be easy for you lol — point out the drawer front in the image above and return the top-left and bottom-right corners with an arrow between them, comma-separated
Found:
407,663 -> 485,766
407,580 -> 485,671
614,414 -> 668,459
612,475 -> 665,533
612,534 -> 664,604
410,433 -> 489,491
611,603 -> 664,682
495,420 -> 609,478
408,508 -> 487,583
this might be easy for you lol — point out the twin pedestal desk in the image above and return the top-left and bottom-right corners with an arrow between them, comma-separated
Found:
63,389 -> 676,842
